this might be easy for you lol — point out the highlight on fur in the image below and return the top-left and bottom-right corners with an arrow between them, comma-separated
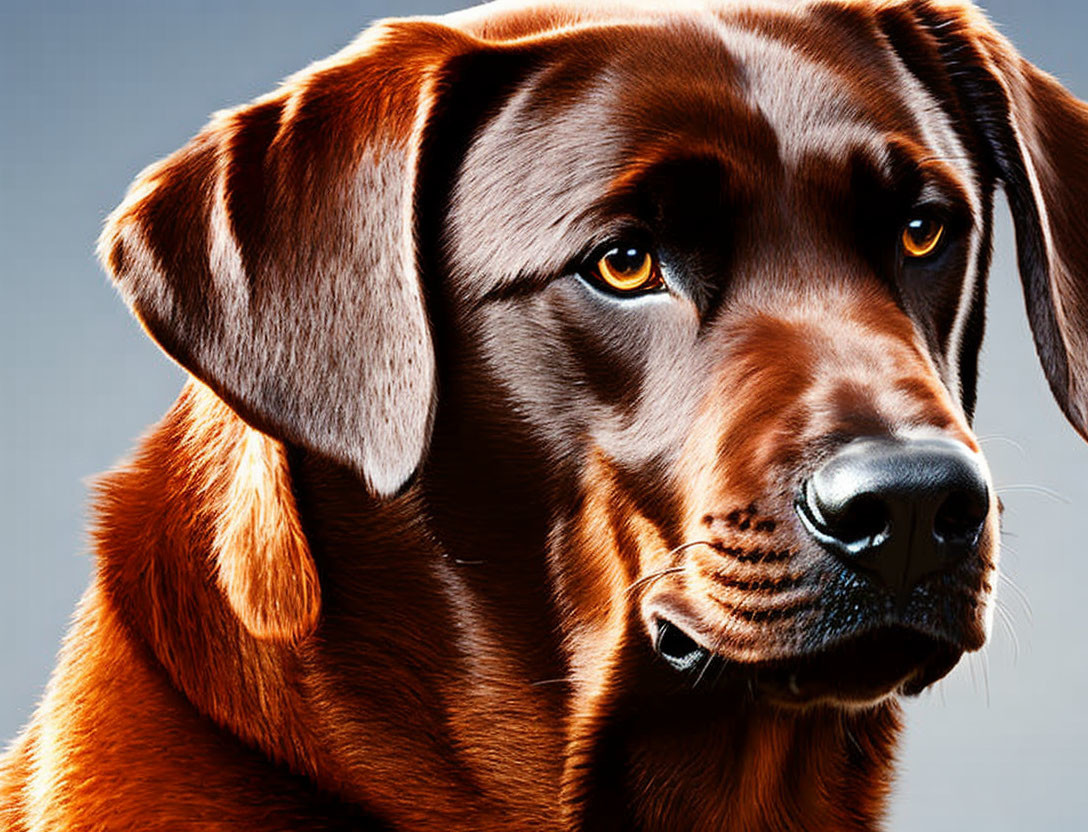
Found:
4,2 -> 1087,830
188,383 -> 321,643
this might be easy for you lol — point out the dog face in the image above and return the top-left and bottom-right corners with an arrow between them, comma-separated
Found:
99,0 -> 1087,722
432,9 -> 1004,706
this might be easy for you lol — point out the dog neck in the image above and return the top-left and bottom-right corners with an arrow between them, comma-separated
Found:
75,382 -> 901,830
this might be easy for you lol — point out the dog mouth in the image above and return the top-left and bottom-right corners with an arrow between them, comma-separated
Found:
653,618 -> 961,705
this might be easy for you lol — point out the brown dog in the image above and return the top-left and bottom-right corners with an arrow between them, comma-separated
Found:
3,1 -> 1087,829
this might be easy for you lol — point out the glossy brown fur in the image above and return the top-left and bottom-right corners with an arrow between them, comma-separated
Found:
4,1 -> 1088,830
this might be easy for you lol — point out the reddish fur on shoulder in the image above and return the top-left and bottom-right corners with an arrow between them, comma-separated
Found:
0,383 -> 354,829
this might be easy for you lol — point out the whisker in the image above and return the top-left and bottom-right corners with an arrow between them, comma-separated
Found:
965,649 -> 980,696
693,645 -> 718,689
976,435 -> 1026,455
530,677 -> 571,687
979,649 -> 991,707
665,540 -> 715,564
993,598 -> 1020,664
995,570 -> 1033,622
839,710 -> 865,757
712,650 -> 732,687
693,625 -> 732,690
624,566 -> 686,598
995,484 -> 1070,504
623,541 -> 714,598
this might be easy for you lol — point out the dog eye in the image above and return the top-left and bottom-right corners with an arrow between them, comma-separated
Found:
589,246 -> 664,294
901,217 -> 945,259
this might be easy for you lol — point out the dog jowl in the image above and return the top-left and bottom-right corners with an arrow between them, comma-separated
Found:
3,2 -> 1087,831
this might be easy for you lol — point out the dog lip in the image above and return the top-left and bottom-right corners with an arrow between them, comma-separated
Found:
653,618 -> 713,673
646,612 -> 961,703
646,586 -> 964,701
745,625 -> 962,705
645,595 -> 719,654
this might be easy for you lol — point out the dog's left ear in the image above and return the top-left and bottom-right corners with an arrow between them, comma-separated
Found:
99,21 -> 473,497
978,14 -> 1088,442
189,382 -> 320,643
886,1 -> 1088,441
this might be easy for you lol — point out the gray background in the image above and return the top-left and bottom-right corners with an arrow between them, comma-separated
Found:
1,1 -> 1085,828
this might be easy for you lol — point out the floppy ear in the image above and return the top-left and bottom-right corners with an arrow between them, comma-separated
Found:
214,424 -> 319,642
179,380 -> 320,643
99,20 -> 470,496
891,1 -> 1088,441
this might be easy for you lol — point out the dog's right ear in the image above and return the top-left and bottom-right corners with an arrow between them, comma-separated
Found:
99,21 -> 471,497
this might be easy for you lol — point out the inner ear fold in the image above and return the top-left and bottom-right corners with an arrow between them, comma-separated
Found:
896,1 -> 1088,441
98,21 -> 474,496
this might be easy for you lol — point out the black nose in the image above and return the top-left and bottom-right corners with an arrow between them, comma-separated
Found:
796,438 -> 990,594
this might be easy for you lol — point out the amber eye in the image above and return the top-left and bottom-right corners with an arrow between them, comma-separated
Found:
901,217 -> 945,259
592,246 -> 663,293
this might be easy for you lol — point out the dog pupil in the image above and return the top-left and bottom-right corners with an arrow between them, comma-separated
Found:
609,247 -> 643,275
908,219 -> 933,243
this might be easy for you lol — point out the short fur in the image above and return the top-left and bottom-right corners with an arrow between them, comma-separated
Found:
3,1 -> 1087,830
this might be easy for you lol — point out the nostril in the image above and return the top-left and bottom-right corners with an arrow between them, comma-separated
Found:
828,493 -> 890,551
797,480 -> 890,557
933,489 -> 988,546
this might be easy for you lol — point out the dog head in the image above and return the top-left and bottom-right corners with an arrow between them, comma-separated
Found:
99,0 -> 1087,714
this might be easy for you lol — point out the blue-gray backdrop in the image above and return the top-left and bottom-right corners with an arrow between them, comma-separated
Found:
2,2 -> 1085,828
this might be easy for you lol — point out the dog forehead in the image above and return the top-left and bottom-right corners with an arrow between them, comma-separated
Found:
443,0 -> 803,39
442,2 -> 959,298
